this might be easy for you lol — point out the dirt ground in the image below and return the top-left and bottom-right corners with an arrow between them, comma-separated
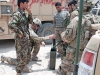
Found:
0,40 -> 61,75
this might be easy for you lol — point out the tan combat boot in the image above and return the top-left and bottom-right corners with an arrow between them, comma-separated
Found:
1,55 -> 11,64
23,65 -> 32,73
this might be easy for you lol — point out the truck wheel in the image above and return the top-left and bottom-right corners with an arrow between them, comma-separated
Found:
37,23 -> 54,44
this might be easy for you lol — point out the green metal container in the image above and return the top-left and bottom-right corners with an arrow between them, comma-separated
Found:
49,39 -> 56,70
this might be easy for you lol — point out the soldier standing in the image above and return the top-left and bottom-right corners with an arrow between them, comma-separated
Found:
58,0 -> 94,75
8,0 -> 33,75
54,2 -> 69,59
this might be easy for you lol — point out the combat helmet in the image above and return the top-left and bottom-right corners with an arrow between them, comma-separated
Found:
33,18 -> 42,26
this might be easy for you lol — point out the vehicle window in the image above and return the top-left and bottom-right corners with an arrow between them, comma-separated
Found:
92,9 -> 97,15
98,9 -> 100,16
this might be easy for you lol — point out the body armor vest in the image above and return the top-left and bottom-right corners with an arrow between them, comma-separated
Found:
54,10 -> 66,27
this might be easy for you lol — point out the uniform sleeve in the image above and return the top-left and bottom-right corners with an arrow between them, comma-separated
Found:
8,14 -> 23,35
28,14 -> 33,24
29,28 -> 50,42
61,17 -> 78,43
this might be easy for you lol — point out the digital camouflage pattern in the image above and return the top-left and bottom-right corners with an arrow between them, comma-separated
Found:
58,1 -> 98,74
59,12 -> 100,75
59,12 -> 92,75
54,10 -> 69,28
8,8 -> 33,73
60,17 -> 91,75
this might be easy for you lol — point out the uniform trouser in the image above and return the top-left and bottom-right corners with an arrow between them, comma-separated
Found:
15,37 -> 31,73
66,46 -> 75,74
32,42 -> 40,57
59,46 -> 83,75
55,28 -> 65,55
3,41 -> 41,66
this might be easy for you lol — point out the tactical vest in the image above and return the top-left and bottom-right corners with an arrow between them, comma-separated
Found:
54,10 -> 66,27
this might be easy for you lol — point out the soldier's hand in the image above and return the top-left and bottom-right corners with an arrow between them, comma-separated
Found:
41,42 -> 45,47
18,34 -> 23,38
49,34 -> 56,39
26,8 -> 31,15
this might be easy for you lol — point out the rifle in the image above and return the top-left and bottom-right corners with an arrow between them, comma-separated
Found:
53,40 -> 63,49
52,40 -> 67,54
0,27 -> 4,32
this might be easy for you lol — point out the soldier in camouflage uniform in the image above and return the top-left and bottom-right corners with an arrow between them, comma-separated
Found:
54,2 -> 69,59
1,18 -> 55,68
7,0 -> 33,75
30,18 -> 56,61
57,0 -> 94,75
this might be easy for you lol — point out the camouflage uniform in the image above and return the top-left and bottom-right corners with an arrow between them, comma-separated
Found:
29,26 -> 50,60
58,12 -> 92,75
57,1 -> 96,75
59,12 -> 100,75
8,8 -> 33,73
54,10 -> 69,57
1,26 -> 50,65
58,15 -> 91,75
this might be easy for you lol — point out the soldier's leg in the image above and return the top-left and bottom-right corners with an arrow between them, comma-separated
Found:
1,55 -> 17,65
15,39 -> 31,73
23,46 -> 32,73
31,42 -> 40,61
57,58 -> 74,75
1,55 -> 31,73
55,30 -> 65,59
58,46 -> 75,75
66,46 -> 75,75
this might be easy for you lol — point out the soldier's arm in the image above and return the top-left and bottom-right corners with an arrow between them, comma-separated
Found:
69,17 -> 78,42
26,8 -> 33,24
8,14 -> 23,35
61,17 -> 78,43
28,14 -> 33,24
29,28 -> 50,42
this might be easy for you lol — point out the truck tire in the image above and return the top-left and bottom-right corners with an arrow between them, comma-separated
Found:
37,23 -> 54,44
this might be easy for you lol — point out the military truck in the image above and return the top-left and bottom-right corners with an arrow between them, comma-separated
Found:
0,0 -> 71,44
92,8 -> 100,16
